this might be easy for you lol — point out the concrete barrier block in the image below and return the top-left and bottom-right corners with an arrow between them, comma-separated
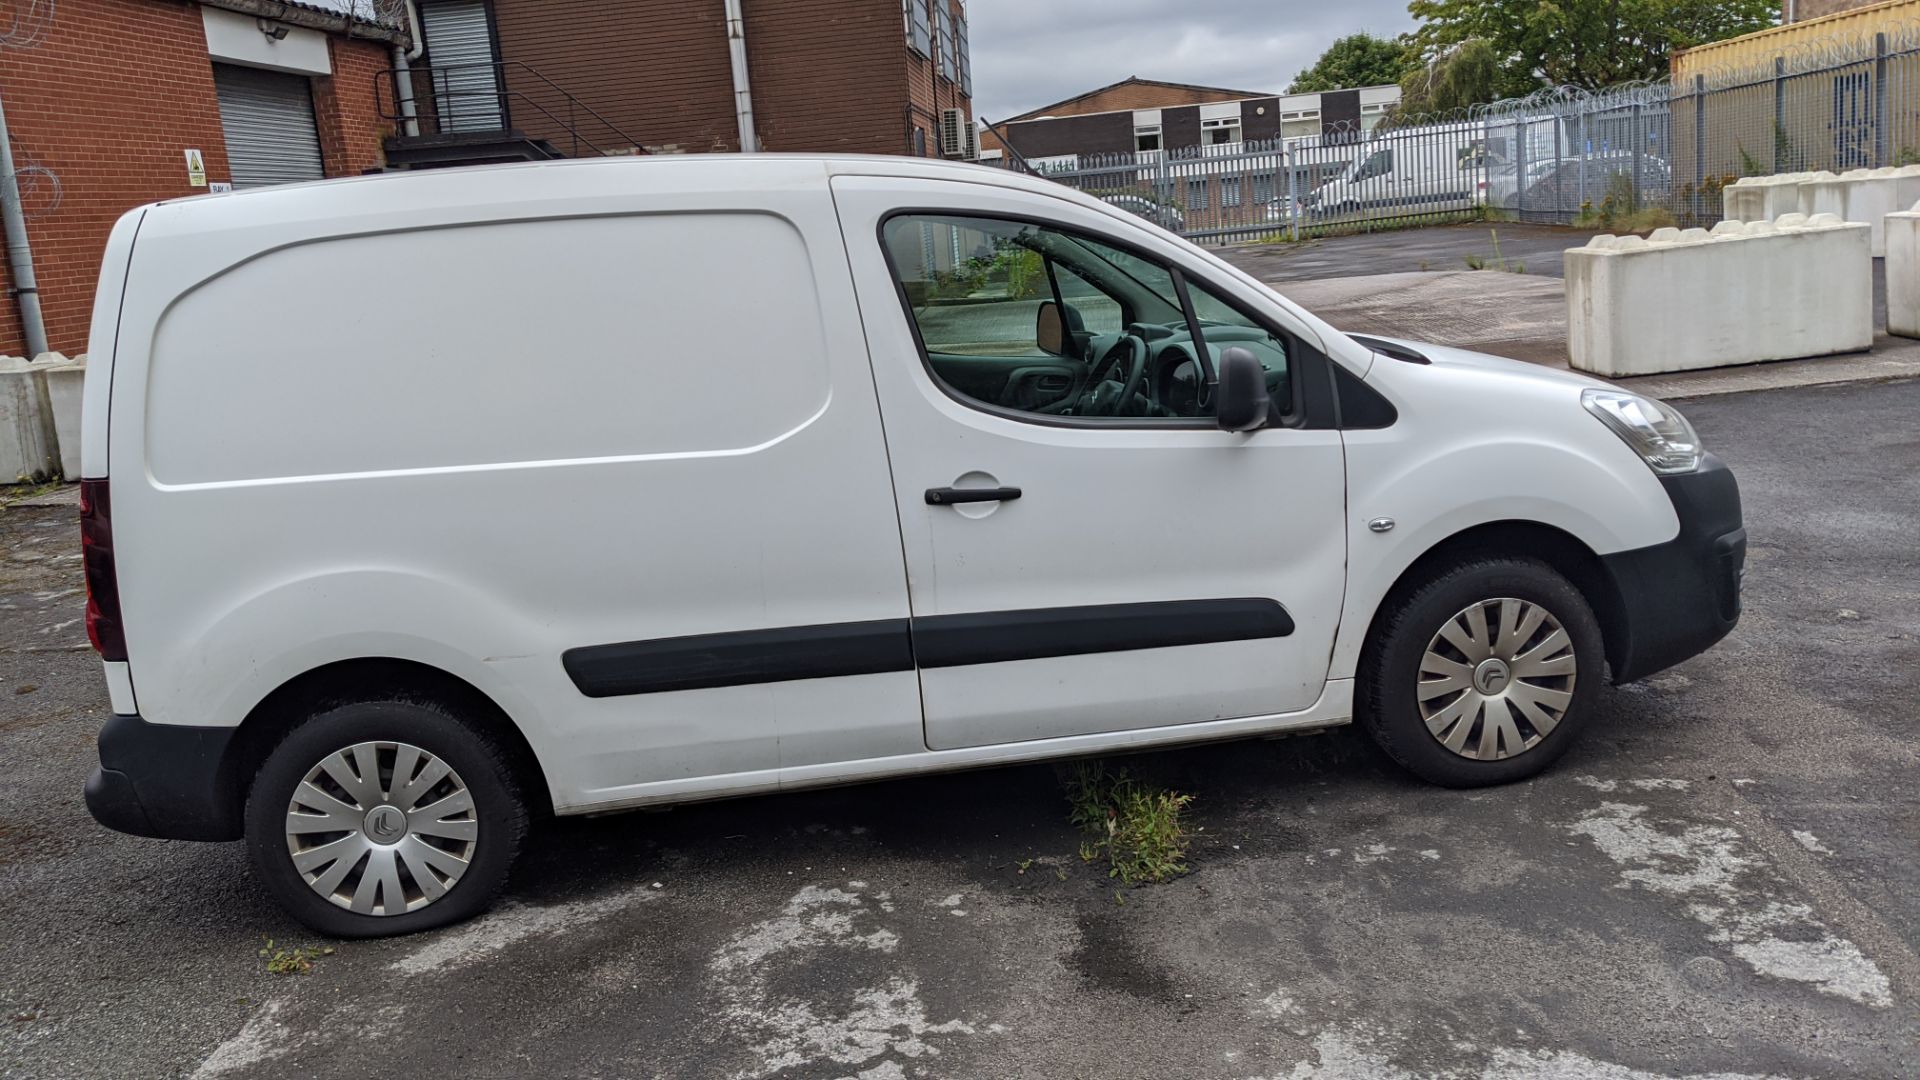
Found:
33,352 -> 84,480
1888,204 -> 1920,339
0,355 -> 57,483
1722,178 -> 1764,223
1725,172 -> 1825,222
1799,166 -> 1920,256
1566,213 -> 1873,377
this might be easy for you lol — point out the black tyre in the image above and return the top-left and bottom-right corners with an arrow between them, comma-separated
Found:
244,699 -> 528,938
1357,558 -> 1605,788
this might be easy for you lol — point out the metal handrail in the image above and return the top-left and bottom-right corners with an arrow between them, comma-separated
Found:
376,59 -> 648,158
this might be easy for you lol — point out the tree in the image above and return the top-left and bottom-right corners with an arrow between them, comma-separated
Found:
1288,32 -> 1412,94
1405,0 -> 1778,92
1396,38 -> 1505,118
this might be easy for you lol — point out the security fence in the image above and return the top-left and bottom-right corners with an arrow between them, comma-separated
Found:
987,15 -> 1920,242
991,120 -> 1491,246
1673,20 -> 1920,221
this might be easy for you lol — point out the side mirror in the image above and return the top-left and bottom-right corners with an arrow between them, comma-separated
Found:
1215,346 -> 1272,433
1035,301 -> 1065,356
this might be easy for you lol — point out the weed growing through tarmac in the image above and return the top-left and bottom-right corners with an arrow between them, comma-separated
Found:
259,937 -> 334,975
1062,762 -> 1194,886
1464,228 -> 1525,274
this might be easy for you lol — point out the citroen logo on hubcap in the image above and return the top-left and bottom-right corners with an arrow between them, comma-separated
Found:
363,805 -> 407,844
1473,658 -> 1512,695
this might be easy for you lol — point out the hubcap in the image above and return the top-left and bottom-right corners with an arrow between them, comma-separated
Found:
284,741 -> 477,916
1418,598 -> 1577,761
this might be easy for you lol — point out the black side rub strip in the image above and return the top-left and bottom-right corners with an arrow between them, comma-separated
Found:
562,599 -> 1295,697
564,619 -> 914,698
912,599 -> 1293,669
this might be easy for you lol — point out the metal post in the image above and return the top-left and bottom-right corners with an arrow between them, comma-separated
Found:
1873,32 -> 1889,168
1286,144 -> 1299,243
391,47 -> 421,138
1630,102 -> 1643,212
1515,120 -> 1528,222
1559,114 -> 1577,224
0,87 -> 48,359
723,0 -> 759,153
1694,75 -> 1707,223
1773,56 -> 1786,172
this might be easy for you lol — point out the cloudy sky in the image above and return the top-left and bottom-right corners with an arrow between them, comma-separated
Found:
966,0 -> 1419,123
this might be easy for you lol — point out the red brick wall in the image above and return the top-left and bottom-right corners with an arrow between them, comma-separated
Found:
1014,81 -> 1254,122
0,0 -> 230,355
1787,0 -> 1887,20
749,1 -> 903,155
0,0 -> 390,356
314,36 -> 393,178
905,0 -> 970,158
494,0 -> 968,157
493,0 -> 737,153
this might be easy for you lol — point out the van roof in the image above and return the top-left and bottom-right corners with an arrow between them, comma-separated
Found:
154,153 -> 1078,214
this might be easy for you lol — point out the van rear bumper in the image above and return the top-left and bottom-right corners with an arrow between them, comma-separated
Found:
84,714 -> 241,842
1600,454 -> 1745,683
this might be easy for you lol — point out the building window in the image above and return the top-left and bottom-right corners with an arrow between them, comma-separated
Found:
914,126 -> 928,157
1186,178 -> 1208,210
1222,176 -> 1242,207
1202,117 -> 1242,146
937,4 -> 958,83
905,0 -> 930,56
1253,173 -> 1275,204
1134,126 -> 1162,152
956,9 -> 972,97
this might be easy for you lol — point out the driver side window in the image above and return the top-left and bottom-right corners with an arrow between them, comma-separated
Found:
882,213 -> 1286,424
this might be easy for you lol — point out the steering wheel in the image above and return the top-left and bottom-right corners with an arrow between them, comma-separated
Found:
1079,334 -> 1149,416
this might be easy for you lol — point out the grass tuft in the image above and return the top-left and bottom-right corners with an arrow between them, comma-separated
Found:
259,937 -> 333,976
1062,762 -> 1194,886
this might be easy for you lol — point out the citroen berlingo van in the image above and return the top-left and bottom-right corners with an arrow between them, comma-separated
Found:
79,155 -> 1743,937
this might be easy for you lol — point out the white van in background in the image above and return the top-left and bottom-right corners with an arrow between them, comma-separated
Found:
80,156 -> 1743,937
1309,122 -> 1490,218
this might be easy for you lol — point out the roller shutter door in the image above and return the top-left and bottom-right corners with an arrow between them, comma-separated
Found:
420,0 -> 504,132
212,64 -> 325,188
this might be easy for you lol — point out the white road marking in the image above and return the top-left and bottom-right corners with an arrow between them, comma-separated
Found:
390,883 -> 660,976
709,883 -> 977,1078
1255,1023 -> 1791,1079
1571,802 -> 1890,1006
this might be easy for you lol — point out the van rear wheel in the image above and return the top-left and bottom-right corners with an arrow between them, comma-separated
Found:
244,700 -> 527,938
1357,558 -> 1604,787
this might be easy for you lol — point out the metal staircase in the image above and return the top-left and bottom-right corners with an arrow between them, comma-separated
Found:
376,60 -> 647,169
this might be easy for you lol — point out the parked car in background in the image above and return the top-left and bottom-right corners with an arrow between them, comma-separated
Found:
1521,154 -> 1672,216
1098,193 -> 1185,232
81,156 -> 1743,937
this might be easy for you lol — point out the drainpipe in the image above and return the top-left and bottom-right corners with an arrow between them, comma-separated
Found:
723,0 -> 758,152
0,86 -> 48,359
391,0 -> 424,137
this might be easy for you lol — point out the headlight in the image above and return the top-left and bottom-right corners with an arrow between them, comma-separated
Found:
1581,389 -> 1703,474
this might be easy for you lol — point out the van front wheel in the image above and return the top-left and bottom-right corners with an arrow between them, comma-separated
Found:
244,700 -> 528,938
1358,558 -> 1604,787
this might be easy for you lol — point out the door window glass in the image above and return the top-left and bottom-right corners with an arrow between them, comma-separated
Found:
880,214 -> 1290,424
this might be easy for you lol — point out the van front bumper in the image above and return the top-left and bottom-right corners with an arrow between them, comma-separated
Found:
1601,453 -> 1745,683
84,713 -> 241,842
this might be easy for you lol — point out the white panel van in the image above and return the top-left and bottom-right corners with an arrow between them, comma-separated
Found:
79,157 -> 1744,937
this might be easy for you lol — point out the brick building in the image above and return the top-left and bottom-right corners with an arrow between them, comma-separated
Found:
980,76 -> 1399,166
0,0 -> 398,357
389,0 -> 974,163
1785,0 -> 1891,20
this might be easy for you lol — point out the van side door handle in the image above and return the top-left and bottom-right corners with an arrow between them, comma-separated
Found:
925,486 -> 1022,506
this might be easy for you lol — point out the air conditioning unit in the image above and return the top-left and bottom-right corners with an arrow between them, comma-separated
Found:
940,108 -> 977,160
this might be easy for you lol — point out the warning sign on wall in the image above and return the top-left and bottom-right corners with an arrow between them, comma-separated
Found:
184,148 -> 207,187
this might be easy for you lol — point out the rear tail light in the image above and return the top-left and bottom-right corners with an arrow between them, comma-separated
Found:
79,479 -> 127,661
